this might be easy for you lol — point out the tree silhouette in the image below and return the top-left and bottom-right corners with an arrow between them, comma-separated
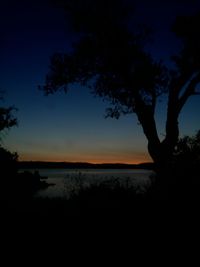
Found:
0,92 -> 18,185
0,91 -> 17,141
41,0 -> 200,172
175,130 -> 200,166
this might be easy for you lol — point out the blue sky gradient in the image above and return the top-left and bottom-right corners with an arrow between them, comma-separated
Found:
1,0 -> 200,163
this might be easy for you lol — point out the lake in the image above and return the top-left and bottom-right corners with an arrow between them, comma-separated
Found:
20,169 -> 154,198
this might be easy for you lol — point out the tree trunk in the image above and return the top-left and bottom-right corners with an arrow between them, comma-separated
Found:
136,106 -> 161,167
136,99 -> 181,199
137,104 -> 179,172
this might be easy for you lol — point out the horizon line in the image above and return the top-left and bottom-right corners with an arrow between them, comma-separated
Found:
18,160 -> 153,165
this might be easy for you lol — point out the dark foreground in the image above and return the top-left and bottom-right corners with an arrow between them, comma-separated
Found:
1,170 -> 199,220
1,170 -> 200,255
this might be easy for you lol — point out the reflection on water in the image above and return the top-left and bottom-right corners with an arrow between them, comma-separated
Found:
20,169 -> 153,198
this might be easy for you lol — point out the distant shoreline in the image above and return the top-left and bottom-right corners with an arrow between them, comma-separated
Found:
18,161 -> 154,170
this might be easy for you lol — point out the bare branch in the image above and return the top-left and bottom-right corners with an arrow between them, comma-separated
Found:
178,72 -> 200,112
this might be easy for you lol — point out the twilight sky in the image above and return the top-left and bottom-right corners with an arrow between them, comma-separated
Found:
0,0 -> 200,163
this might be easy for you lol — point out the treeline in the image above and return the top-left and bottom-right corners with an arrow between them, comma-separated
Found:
18,161 -> 154,170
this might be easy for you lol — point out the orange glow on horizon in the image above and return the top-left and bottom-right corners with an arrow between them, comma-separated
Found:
19,152 -> 152,164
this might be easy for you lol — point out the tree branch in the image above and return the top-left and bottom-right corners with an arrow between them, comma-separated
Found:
178,72 -> 200,112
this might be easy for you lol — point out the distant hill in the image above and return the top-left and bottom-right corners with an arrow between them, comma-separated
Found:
18,161 -> 154,170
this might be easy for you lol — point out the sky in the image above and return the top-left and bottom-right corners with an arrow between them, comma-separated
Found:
0,0 -> 200,164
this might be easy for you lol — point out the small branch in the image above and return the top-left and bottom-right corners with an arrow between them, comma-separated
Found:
178,72 -> 200,112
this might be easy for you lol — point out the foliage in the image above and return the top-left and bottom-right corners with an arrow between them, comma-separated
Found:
0,145 -> 18,174
42,0 -> 167,113
0,106 -> 17,132
0,92 -> 17,142
0,94 -> 18,203
0,92 -> 18,175
175,130 -> 200,167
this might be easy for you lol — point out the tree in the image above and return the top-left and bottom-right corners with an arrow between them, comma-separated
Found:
175,130 -> 200,167
0,92 -> 17,138
40,0 -> 200,173
0,92 -> 18,177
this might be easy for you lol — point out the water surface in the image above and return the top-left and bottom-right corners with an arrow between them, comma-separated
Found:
20,168 -> 153,198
